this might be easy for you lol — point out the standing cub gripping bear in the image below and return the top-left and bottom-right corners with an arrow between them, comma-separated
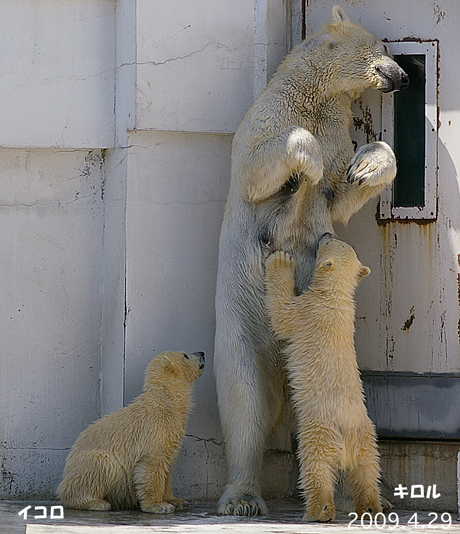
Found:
265,235 -> 381,522
58,351 -> 205,513
214,5 -> 407,515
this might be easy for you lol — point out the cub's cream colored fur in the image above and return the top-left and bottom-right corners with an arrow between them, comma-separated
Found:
58,351 -> 205,513
265,237 -> 381,522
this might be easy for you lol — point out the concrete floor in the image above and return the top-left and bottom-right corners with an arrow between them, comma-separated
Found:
2,499 -> 460,534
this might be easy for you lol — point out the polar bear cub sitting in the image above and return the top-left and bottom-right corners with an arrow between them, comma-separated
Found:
58,351 -> 205,513
265,235 -> 381,522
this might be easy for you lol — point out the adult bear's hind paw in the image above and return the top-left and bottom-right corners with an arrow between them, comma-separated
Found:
218,497 -> 267,516
217,486 -> 268,516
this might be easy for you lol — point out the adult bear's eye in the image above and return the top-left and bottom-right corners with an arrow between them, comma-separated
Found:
183,353 -> 189,359
280,173 -> 303,197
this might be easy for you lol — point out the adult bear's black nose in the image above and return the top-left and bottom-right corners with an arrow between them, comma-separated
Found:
400,70 -> 410,90
376,63 -> 409,92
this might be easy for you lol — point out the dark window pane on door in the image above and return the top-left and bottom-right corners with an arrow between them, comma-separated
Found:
393,54 -> 426,207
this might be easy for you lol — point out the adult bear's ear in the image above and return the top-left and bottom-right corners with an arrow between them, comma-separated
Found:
330,5 -> 350,24
359,265 -> 371,279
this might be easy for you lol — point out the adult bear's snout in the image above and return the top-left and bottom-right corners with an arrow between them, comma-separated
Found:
376,62 -> 409,93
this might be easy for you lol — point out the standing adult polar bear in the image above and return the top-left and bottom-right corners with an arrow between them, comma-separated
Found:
214,5 -> 408,516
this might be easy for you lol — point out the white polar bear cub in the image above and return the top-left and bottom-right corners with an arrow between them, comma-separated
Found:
214,4 -> 407,516
265,236 -> 381,522
58,351 -> 205,513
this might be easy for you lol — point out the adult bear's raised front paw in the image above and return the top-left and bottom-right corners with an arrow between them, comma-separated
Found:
347,141 -> 396,188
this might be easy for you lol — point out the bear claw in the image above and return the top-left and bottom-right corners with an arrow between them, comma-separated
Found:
266,251 -> 296,272
347,141 -> 396,187
141,502 -> 175,514
169,498 -> 189,510
85,499 -> 111,511
217,495 -> 268,516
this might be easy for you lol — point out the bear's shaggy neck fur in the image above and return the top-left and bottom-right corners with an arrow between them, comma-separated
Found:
273,21 -> 386,105
307,261 -> 361,308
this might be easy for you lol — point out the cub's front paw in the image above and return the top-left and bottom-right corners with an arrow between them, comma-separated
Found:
85,499 -> 111,511
141,501 -> 175,514
266,251 -> 296,274
347,141 -> 396,188
169,497 -> 189,510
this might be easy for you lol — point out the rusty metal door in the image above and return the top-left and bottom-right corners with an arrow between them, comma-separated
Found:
306,1 -> 460,439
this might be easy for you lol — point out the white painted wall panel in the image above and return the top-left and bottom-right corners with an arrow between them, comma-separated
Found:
0,1 -> 115,148
124,131 -> 231,411
135,0 -> 289,133
100,0 -> 137,416
123,131 -> 232,497
0,149 -> 104,496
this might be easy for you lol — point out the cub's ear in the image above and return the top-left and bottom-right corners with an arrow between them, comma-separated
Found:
330,5 -> 350,24
359,265 -> 371,279
162,355 -> 179,376
318,258 -> 335,271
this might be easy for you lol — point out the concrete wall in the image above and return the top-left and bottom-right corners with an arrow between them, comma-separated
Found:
0,0 -> 297,500
0,149 -> 105,497
0,1 -> 115,148
0,0 -> 114,498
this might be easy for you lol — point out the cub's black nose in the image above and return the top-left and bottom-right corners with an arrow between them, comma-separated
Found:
194,351 -> 205,369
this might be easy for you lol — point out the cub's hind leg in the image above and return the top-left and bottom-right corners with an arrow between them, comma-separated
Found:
347,425 -> 382,518
297,425 -> 341,522
58,452 -> 121,511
